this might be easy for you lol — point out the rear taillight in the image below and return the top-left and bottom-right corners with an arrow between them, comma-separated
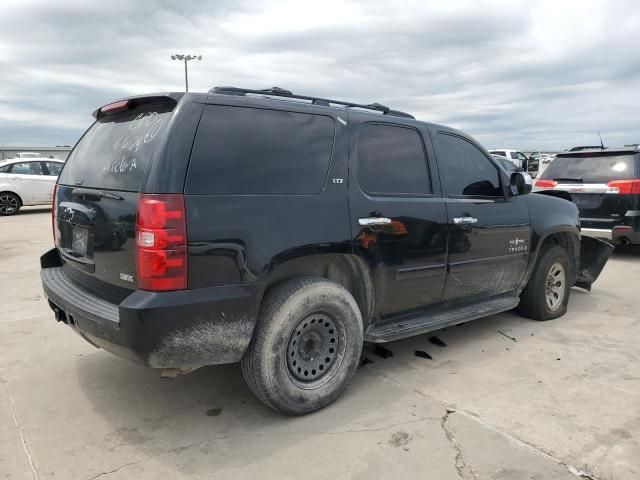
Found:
535,179 -> 558,188
606,179 -> 640,194
136,194 -> 187,291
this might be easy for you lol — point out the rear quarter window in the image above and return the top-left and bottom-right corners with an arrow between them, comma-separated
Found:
185,105 -> 335,195
58,103 -> 174,191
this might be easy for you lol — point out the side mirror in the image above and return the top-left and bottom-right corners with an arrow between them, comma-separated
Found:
509,172 -> 532,196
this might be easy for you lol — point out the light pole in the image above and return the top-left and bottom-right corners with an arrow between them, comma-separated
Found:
171,54 -> 202,92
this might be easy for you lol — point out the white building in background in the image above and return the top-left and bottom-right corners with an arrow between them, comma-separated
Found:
0,146 -> 72,161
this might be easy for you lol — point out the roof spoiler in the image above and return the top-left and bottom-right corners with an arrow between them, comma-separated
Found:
92,93 -> 183,119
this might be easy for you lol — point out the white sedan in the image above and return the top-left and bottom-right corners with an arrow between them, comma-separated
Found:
0,158 -> 64,215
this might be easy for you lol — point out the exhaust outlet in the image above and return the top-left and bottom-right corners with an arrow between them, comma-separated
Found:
618,237 -> 631,246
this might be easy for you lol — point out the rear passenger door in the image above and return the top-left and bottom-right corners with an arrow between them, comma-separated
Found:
348,116 -> 447,318
433,132 -> 531,302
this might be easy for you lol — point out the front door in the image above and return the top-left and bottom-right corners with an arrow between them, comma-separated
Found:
348,116 -> 448,318
433,132 -> 531,302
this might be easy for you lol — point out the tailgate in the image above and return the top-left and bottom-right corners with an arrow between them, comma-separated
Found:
55,185 -> 139,291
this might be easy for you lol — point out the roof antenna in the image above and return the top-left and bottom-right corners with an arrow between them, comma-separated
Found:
598,131 -> 605,149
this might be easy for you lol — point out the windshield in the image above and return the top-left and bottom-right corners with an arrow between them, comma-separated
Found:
540,154 -> 636,183
58,103 -> 174,191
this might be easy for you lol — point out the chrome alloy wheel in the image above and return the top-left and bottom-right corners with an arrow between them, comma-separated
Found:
545,262 -> 566,311
0,194 -> 19,214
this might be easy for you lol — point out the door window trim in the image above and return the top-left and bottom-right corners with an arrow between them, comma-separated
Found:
435,131 -> 508,201
356,121 -> 434,199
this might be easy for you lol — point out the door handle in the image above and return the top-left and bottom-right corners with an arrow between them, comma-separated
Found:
453,216 -> 478,225
358,217 -> 392,226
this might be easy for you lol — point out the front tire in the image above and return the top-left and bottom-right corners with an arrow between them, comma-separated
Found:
241,277 -> 363,415
517,245 -> 571,320
0,192 -> 21,216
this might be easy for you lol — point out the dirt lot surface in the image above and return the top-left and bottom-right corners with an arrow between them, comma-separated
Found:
2,207 -> 639,480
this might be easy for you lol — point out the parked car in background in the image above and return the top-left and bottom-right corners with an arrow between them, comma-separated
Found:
568,146 -> 603,152
489,149 -> 539,177
535,147 -> 640,245
0,158 -> 64,215
13,152 -> 45,159
492,154 -> 521,173
539,153 -> 555,164
40,87 -> 612,415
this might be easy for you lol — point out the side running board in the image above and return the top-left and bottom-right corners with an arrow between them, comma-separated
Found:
365,294 -> 520,343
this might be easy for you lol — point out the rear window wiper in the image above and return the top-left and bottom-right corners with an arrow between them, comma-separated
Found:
553,177 -> 584,183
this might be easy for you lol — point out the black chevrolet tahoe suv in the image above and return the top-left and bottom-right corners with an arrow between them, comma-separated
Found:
40,87 -> 613,414
535,147 -> 640,245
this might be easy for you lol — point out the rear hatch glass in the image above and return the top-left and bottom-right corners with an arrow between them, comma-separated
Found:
55,101 -> 175,296
540,154 -> 635,183
60,103 -> 174,191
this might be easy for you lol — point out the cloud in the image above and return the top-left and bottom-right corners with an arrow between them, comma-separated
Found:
0,0 -> 638,149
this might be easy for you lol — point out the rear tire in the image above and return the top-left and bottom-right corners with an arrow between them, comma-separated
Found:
0,192 -> 21,216
241,277 -> 363,415
517,245 -> 571,321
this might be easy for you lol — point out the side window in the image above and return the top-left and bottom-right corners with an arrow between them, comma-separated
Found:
186,105 -> 335,195
436,133 -> 503,197
45,162 -> 63,176
492,150 -> 505,157
357,124 -> 430,195
516,152 -> 528,162
0,164 -> 10,173
10,162 -> 44,175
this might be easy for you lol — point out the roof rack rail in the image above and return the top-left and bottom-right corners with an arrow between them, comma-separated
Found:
209,86 -> 415,119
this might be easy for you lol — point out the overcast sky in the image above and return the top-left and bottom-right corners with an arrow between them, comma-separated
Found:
1,0 -> 638,150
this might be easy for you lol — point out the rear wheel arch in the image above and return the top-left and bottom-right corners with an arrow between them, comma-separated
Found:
264,253 -> 374,327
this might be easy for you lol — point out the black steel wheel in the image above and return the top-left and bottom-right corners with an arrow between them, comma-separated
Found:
242,277 -> 363,415
286,312 -> 344,386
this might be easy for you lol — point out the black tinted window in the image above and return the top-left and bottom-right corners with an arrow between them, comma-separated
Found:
357,124 -> 430,195
187,105 -> 335,195
0,164 -> 10,173
437,134 -> 502,196
541,154 -> 636,183
59,103 -> 174,191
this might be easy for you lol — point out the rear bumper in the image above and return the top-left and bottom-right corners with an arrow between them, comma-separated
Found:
41,251 -> 263,368
580,228 -> 613,240
580,227 -> 640,244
